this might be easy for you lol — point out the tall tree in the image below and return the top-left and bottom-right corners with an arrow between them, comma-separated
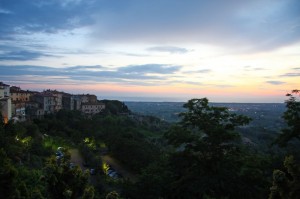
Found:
269,90 -> 300,199
163,98 -> 269,199
275,89 -> 300,147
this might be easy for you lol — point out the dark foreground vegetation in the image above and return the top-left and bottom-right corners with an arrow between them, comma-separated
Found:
0,90 -> 299,198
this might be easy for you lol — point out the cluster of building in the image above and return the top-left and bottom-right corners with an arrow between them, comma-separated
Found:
0,82 -> 105,123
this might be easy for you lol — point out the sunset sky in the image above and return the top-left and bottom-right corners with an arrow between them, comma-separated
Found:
0,0 -> 299,102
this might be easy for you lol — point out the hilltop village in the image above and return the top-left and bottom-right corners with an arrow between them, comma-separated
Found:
0,82 -> 105,123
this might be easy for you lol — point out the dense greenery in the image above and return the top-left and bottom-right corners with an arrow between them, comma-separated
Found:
269,90 -> 300,199
127,98 -> 271,199
275,89 -> 300,147
0,93 -> 299,198
99,100 -> 131,115
0,99 -> 167,198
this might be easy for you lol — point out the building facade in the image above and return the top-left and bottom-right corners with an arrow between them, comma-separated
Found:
0,97 -> 12,123
25,102 -> 44,119
0,83 -> 11,123
11,102 -> 26,120
31,93 -> 56,114
10,88 -> 36,102
81,102 -> 105,115
0,82 -> 10,97
1,82 -> 105,120
43,90 -> 63,112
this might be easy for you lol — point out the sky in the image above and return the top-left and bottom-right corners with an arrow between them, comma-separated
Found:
0,0 -> 299,102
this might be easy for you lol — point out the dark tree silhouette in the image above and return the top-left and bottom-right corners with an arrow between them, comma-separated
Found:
162,98 -> 268,199
269,90 -> 300,199
276,89 -> 300,147
269,156 -> 300,199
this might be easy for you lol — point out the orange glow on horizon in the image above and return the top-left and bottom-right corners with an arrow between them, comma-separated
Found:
20,81 -> 288,100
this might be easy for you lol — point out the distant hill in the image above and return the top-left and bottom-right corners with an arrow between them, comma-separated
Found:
125,102 -> 285,124
125,101 -> 185,122
125,102 -> 287,150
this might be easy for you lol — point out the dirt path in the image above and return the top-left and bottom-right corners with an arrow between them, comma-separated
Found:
101,155 -> 138,182
69,148 -> 137,182
69,149 -> 85,170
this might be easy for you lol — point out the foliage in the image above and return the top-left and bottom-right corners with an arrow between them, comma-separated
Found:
106,191 -> 122,199
275,89 -> 300,147
0,149 -> 19,198
3,96 -> 294,198
269,156 -> 300,199
100,100 -> 130,115
269,90 -> 300,198
44,157 -> 92,199
166,98 -> 251,159
104,129 -> 160,172
79,139 -> 103,170
128,157 -> 173,199
162,98 -> 269,199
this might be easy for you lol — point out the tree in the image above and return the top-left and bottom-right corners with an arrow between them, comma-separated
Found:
106,191 -> 121,199
81,186 -> 95,199
163,98 -> 269,198
165,98 -> 251,158
100,100 -> 130,115
44,157 -> 91,199
275,89 -> 300,147
269,90 -> 300,198
269,156 -> 300,199
0,149 -> 20,198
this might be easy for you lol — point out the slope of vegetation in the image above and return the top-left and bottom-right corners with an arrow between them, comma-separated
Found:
0,92 -> 299,198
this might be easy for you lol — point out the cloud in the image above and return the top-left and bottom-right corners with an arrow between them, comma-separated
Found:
147,46 -> 190,54
117,64 -> 181,74
90,0 -> 300,51
0,8 -> 13,14
1,0 -> 299,53
213,84 -> 235,88
183,69 -> 211,74
167,80 -> 203,85
281,73 -> 300,77
244,66 -> 265,71
0,64 -> 182,85
0,0 -> 95,39
280,67 -> 300,77
0,50 -> 55,61
67,65 -> 105,71
266,80 -> 286,85
117,52 -> 149,57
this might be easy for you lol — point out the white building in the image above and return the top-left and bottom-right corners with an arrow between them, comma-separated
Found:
0,82 -> 10,97
0,83 -> 12,123
0,88 -> 4,98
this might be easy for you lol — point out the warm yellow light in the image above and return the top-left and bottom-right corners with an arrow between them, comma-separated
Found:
84,137 -> 89,143
102,162 -> 110,174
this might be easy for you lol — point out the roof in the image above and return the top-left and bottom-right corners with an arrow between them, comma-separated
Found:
0,82 -> 10,87
10,86 -> 21,91
10,90 -> 35,94
75,94 -> 97,97
43,90 -> 65,95
0,97 -> 10,101
33,93 -> 55,97
81,102 -> 105,106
